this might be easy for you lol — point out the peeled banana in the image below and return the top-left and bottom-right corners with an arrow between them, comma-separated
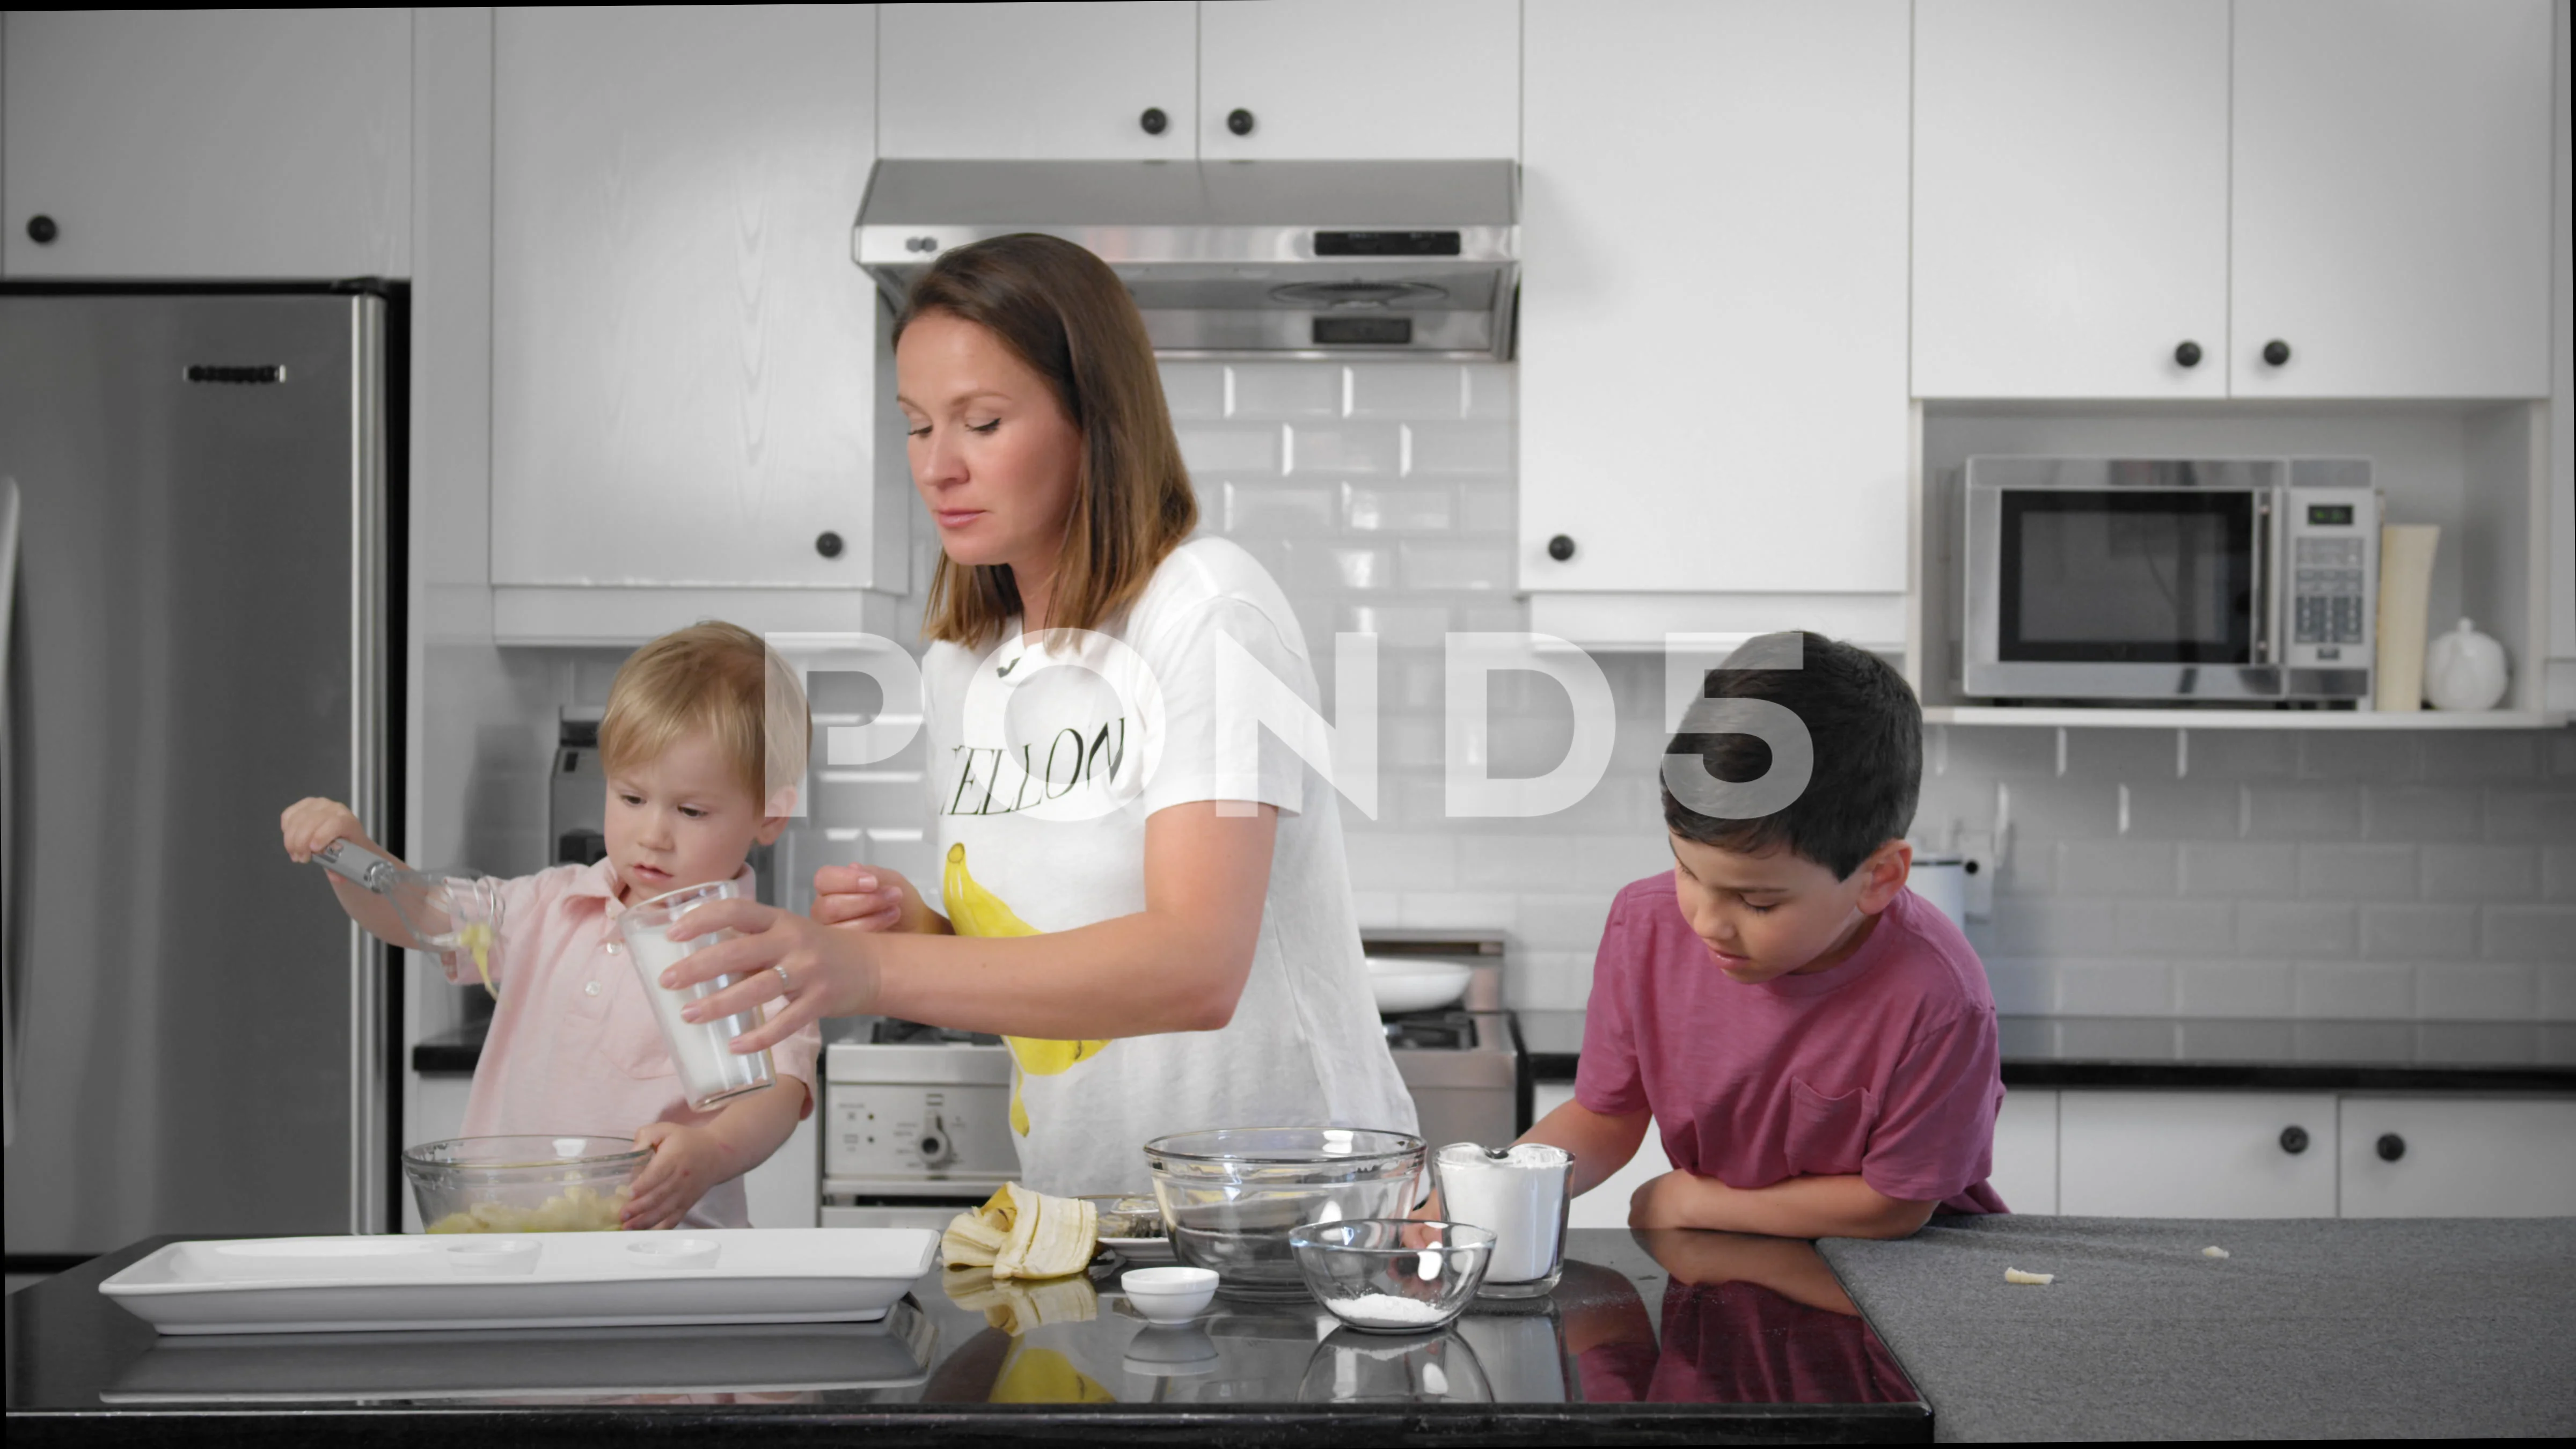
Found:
942,1182 -> 1098,1280
940,844 -> 1112,1135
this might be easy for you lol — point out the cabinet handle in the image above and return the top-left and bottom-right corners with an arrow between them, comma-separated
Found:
2376,1132 -> 2405,1162
2174,340 -> 2202,368
1227,107 -> 1256,137
1139,107 -> 1167,136
26,215 -> 58,245
2278,1125 -> 2309,1155
815,531 -> 845,560
2262,339 -> 2292,367
1546,534 -> 1576,562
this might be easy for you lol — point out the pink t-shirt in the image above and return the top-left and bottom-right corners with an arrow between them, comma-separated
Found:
444,859 -> 822,1229
1577,875 -> 2007,1214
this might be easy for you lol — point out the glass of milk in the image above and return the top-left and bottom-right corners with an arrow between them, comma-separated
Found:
1434,1143 -> 1574,1299
618,878 -> 775,1110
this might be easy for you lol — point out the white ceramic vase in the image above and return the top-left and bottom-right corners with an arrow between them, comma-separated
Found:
2423,619 -> 2509,712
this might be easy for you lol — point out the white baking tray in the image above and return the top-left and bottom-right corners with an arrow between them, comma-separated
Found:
99,1229 -> 938,1336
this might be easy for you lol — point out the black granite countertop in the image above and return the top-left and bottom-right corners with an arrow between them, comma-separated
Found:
4,1230 -> 1927,1445
1519,1010 -> 2576,1092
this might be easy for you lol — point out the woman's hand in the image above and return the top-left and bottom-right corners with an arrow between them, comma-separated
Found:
811,865 -> 949,935
625,1122 -> 726,1230
654,899 -> 880,1053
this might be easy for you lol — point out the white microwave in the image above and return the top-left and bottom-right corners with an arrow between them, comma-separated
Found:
1962,457 -> 2379,705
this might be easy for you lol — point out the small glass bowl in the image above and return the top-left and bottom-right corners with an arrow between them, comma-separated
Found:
1287,1219 -> 1495,1335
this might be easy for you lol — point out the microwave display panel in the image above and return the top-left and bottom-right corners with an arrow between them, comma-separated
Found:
1997,490 -> 2255,664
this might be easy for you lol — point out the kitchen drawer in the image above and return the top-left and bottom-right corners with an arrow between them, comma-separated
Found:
2059,1091 -> 2336,1218
2338,1096 -> 2576,1219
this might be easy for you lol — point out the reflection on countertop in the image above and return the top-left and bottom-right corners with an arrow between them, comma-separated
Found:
1519,1009 -> 2576,1089
8,1230 -> 1929,1441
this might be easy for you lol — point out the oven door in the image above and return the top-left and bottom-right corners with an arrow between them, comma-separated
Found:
1965,472 -> 2278,700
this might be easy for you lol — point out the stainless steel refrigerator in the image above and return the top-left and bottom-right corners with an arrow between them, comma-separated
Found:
2,287 -> 399,1256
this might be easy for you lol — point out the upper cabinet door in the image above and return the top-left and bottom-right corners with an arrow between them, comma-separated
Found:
1199,0 -> 1519,159
1521,0 -> 1910,596
2231,0 -> 2555,398
2,10 -> 410,279
879,2 -> 1196,159
1912,0 -> 2230,399
490,5 -> 881,591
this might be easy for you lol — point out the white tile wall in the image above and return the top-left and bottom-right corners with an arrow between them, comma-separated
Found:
481,355 -> 2575,1032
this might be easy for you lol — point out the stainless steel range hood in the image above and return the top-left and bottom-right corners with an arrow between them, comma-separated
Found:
853,159 -> 1518,359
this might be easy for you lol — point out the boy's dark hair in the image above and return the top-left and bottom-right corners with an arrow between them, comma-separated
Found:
1660,632 -> 1920,880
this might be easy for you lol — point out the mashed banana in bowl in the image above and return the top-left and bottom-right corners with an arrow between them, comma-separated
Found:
426,1183 -> 632,1234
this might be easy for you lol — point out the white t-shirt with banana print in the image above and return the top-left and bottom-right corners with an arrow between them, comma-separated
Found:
919,537 -> 1416,1195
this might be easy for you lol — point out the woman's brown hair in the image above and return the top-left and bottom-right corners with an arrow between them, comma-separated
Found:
896,233 -> 1198,648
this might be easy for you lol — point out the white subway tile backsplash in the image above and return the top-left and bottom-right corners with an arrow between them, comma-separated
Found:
1279,541 -> 1388,592
1179,425 -> 1282,475
2177,1019 -> 2297,1058
2056,960 -> 2176,1015
2297,731 -> 2419,781
2185,730 -> 2300,781
1399,891 -> 1521,930
2117,899 -> 2236,956
2062,729 -> 2181,781
2236,901 -> 2359,957
1342,482 -> 1455,532
2004,780 -> 2121,838
1518,892 -> 1618,952
1978,958 -> 2053,1015
2174,960 -> 2296,1017
2125,784 -> 2245,840
2486,789 -> 2576,843
2416,961 -> 2538,1020
1340,603 -> 1449,648
1227,362 -> 1341,420
1351,890 -> 1404,926
2420,732 -> 2543,782
2539,964 -> 2576,1022
2242,785 -> 2363,840
1568,835 -> 1679,893
1399,540 -> 1517,592
1158,362 -> 1226,419
1405,420 -> 1513,475
1223,481 -> 1335,535
2297,843 -> 2418,901
1457,480 -> 1516,533
1287,422 -> 1403,475
2420,843 -> 2542,900
1994,898 -> 2118,956
2547,846 -> 2576,901
2290,962 -> 2416,1019
2177,841 -> 2298,897
2362,786 -> 2484,841
2056,840 -> 2179,897
2360,904 -> 2479,961
1343,832 -> 1458,892
1347,363 -> 1465,420
2480,905 -> 2576,962
1460,363 -> 1514,421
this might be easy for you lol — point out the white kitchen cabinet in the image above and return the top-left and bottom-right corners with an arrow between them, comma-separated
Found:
1533,1083 -> 1675,1231
1198,1 -> 1519,160
2337,1096 -> 2576,1218
2059,1091 -> 2338,1218
877,3 -> 1196,160
2,9 -> 411,280
490,6 -> 899,630
1519,1 -> 1909,633
1912,1 -> 2230,400
2230,0 -> 2555,398
1988,1087 -> 2059,1214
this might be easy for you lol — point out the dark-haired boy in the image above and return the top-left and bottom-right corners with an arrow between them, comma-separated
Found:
1520,632 -> 2006,1239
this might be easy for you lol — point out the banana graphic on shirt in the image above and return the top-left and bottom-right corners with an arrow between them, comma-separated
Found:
942,843 -> 1110,1136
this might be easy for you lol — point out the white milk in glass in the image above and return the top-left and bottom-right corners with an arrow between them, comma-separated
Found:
618,879 -> 775,1110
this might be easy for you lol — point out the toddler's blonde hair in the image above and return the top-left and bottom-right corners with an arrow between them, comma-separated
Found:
598,621 -> 809,816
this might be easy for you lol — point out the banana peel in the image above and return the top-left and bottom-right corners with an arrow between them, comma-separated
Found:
941,844 -> 1111,1135
941,1181 -> 1099,1280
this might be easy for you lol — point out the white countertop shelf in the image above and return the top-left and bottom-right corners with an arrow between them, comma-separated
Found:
1922,706 -> 2566,730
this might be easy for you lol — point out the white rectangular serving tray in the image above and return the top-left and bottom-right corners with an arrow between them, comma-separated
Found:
100,1228 -> 938,1336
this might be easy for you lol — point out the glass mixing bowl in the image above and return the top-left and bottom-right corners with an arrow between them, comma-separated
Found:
402,1135 -> 649,1233
1141,1128 -> 1424,1300
1289,1219 -> 1496,1334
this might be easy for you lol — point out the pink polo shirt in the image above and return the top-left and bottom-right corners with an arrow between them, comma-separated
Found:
1576,875 -> 2007,1214
444,859 -> 822,1229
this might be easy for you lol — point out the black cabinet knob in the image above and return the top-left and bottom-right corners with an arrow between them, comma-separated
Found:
26,214 -> 57,244
2262,339 -> 2292,367
815,531 -> 844,559
2174,340 -> 2202,368
1139,107 -> 1167,136
1227,107 -> 1256,136
1546,533 -> 1576,562
2279,1125 -> 2309,1155
2376,1132 -> 2405,1162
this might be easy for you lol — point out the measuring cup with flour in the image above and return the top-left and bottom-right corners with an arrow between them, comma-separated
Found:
618,878 -> 776,1110
1434,1143 -> 1575,1299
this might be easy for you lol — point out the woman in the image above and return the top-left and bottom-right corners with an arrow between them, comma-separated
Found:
660,233 -> 1414,1194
